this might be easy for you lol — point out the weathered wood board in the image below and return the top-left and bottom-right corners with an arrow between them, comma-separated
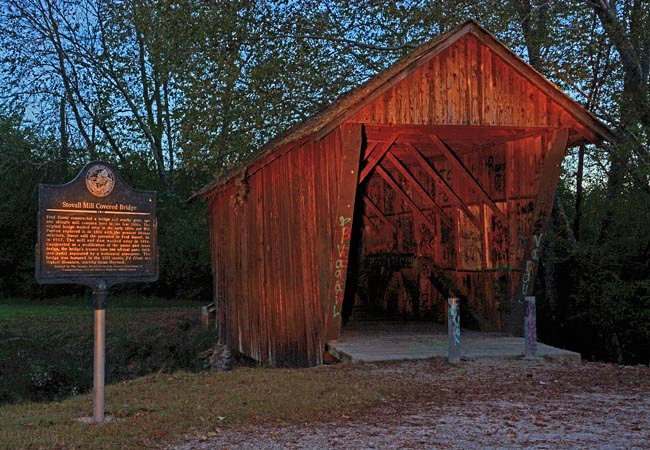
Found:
199,21 -> 612,367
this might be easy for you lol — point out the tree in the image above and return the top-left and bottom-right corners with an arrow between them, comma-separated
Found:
0,0 -> 183,190
0,113 -> 58,296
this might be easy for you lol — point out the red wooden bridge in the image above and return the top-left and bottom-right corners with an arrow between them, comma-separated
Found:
194,20 -> 613,367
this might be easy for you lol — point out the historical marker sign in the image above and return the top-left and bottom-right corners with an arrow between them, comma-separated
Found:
36,161 -> 158,287
35,161 -> 158,423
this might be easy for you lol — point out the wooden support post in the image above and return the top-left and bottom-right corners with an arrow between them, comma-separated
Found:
447,297 -> 461,364
327,123 -> 363,341
524,296 -> 537,357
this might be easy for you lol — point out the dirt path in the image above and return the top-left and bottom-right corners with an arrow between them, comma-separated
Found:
176,358 -> 650,449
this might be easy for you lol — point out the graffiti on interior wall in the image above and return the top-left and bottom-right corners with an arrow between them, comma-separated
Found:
418,167 -> 437,204
460,229 -> 482,270
485,155 -> 505,194
398,215 -> 415,252
459,209 -> 482,270
490,214 -> 508,268
436,167 -> 452,204
383,180 -> 394,213
416,218 -> 436,255
332,215 -> 352,318
514,200 -> 534,263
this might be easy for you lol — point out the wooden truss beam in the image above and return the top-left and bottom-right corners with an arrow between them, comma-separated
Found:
406,143 -> 482,231
362,195 -> 397,234
359,134 -> 399,183
384,151 -> 452,227
375,165 -> 437,233
361,142 -> 379,162
428,134 -> 508,225
362,212 -> 381,232
364,124 -> 558,145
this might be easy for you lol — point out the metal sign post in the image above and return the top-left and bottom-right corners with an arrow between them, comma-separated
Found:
92,281 -> 107,423
35,161 -> 158,424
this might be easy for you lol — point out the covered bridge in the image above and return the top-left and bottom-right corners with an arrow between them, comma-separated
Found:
193,20 -> 614,367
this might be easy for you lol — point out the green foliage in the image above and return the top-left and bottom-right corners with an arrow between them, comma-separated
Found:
0,114 -> 74,297
140,193 -> 212,299
538,176 -> 650,365
1,1 -> 648,365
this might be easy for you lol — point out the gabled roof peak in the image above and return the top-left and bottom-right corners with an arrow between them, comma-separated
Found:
193,19 -> 614,199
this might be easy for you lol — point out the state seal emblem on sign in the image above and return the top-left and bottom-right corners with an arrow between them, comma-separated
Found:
85,164 -> 115,197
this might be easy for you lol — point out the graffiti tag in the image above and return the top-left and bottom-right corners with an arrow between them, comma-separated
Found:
449,299 -> 461,345
332,216 -> 352,318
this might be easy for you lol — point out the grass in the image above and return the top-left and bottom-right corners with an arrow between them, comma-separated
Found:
0,296 -> 205,318
0,296 -> 399,447
0,364 -> 390,448
0,296 -> 216,405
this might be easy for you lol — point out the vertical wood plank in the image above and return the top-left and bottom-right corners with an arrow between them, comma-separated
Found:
326,123 -> 363,341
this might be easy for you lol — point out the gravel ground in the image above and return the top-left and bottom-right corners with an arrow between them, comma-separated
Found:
175,358 -> 650,449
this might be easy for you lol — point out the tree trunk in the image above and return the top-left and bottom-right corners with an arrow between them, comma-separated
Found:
573,145 -> 585,241
58,96 -> 69,178
542,205 -> 558,318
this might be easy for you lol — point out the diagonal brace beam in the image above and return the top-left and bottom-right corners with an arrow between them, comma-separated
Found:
384,151 -> 452,228
362,195 -> 397,234
428,134 -> 508,225
359,134 -> 399,183
375,165 -> 437,234
406,143 -> 482,231
361,142 -> 379,162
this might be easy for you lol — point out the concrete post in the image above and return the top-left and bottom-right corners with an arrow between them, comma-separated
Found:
524,296 -> 537,358
447,297 -> 461,364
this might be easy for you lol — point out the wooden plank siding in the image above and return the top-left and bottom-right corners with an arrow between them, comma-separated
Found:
207,129 -> 360,366
348,34 -> 579,132
201,21 -> 613,366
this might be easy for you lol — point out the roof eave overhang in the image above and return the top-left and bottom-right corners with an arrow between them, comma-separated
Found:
190,19 -> 616,202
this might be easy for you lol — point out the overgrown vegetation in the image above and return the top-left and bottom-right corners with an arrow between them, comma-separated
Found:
0,1 -> 648,364
0,297 -> 217,405
537,180 -> 650,365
